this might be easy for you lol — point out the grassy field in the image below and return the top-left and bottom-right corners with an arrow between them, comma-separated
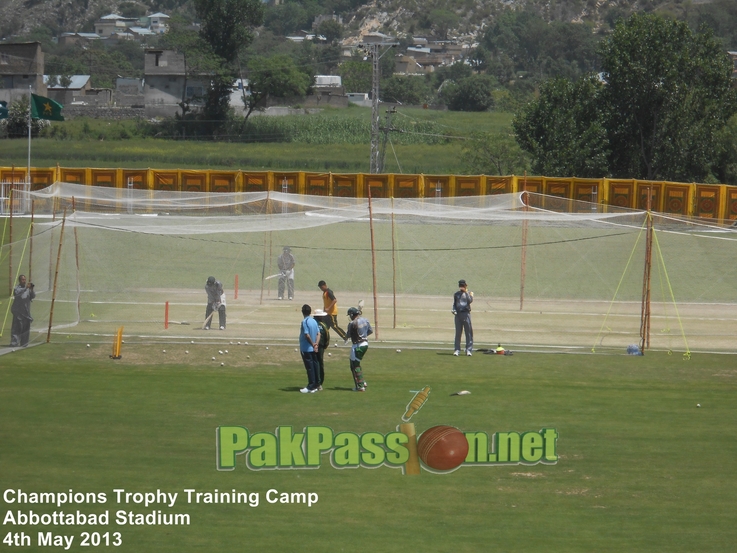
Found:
0,108 -> 513,174
1,343 -> 736,552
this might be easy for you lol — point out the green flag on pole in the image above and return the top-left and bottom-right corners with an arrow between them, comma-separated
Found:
30,93 -> 65,121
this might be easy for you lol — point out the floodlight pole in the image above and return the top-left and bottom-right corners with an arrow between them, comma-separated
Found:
366,40 -> 398,173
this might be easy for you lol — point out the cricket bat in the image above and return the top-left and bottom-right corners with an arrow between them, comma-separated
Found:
202,311 -> 215,330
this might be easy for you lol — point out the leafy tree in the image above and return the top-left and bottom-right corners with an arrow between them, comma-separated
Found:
461,131 -> 530,176
382,75 -> 432,105
160,18 -> 221,122
423,9 -> 459,40
513,76 -> 609,177
315,19 -> 344,44
441,74 -> 496,112
338,59 -> 372,93
243,54 -> 312,120
193,0 -> 264,130
427,61 -> 473,91
0,96 -> 49,139
599,13 -> 737,181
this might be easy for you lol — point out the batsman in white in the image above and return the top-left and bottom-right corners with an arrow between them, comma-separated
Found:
204,276 -> 227,330
277,246 -> 296,300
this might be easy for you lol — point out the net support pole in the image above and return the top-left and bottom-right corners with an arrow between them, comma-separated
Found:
72,197 -> 81,323
367,182 -> 380,339
164,301 -> 169,329
28,200 -> 34,284
234,274 -> 239,300
640,189 -> 654,353
47,208 -> 67,343
48,197 -> 57,289
519,173 -> 529,311
8,187 -> 13,297
391,196 -> 397,329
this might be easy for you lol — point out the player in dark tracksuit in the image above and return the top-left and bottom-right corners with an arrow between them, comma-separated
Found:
205,276 -> 226,330
452,279 -> 473,356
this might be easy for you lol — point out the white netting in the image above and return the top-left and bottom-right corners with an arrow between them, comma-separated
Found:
3,182 -> 737,352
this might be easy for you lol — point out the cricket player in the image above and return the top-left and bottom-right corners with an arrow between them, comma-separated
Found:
277,246 -> 295,300
346,306 -> 373,391
10,275 -> 35,347
452,279 -> 473,356
205,276 -> 226,330
318,280 -> 347,340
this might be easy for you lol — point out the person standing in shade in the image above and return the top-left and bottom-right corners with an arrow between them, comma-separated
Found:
299,304 -> 321,394
205,276 -> 226,330
277,246 -> 295,300
318,280 -> 347,341
10,275 -> 35,347
346,306 -> 373,391
452,279 -> 473,356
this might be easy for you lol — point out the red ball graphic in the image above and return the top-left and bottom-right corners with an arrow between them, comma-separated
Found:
417,425 -> 469,471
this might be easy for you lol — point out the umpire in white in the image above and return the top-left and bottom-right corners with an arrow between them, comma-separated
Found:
452,279 -> 473,356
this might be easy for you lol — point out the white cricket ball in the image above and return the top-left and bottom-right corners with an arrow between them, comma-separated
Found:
295,348 -> 298,352
121,340 -> 125,344
247,355 -> 250,359
220,362 -> 224,366
697,403 -> 701,408
224,350 -> 228,354
334,343 -> 338,347
396,349 -> 401,353
328,352 -> 332,357
185,350 -> 189,354
191,340 -> 195,344
219,350 -> 223,354
230,341 -> 233,345
244,342 -> 248,345
86,344 -> 90,348
211,356 -> 216,361
265,347 -> 269,350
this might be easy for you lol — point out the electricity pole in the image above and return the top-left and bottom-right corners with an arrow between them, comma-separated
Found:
363,39 -> 398,173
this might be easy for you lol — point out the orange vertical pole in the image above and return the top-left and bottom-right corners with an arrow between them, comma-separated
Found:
234,274 -> 239,299
164,301 -> 169,329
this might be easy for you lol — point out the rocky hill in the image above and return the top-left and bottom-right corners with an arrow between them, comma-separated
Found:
1,0 -> 723,44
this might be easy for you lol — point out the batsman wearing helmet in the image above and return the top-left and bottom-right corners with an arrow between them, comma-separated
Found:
346,306 -> 373,392
204,276 -> 226,330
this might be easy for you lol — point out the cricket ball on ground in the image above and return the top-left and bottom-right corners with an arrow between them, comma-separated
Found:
417,425 -> 469,471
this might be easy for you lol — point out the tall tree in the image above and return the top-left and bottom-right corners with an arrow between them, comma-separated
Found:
600,13 -> 737,181
243,54 -> 312,121
514,13 -> 737,182
513,76 -> 609,177
193,0 -> 264,130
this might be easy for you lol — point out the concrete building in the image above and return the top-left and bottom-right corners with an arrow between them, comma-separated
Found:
144,49 -> 209,117
0,42 -> 46,105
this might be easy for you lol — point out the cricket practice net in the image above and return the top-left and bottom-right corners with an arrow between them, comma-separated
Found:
2,182 -> 737,353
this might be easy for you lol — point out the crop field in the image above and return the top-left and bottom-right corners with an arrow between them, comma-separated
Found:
0,108 -> 513,174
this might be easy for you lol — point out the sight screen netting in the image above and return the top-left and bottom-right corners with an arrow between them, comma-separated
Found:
3,182 -> 737,353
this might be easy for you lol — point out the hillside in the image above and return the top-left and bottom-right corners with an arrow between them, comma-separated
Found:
2,0 -> 733,48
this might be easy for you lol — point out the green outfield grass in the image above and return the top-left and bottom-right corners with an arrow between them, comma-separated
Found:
1,344 -> 736,552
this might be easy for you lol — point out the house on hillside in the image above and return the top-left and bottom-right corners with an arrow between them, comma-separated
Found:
143,49 -> 209,117
94,13 -> 170,42
0,42 -> 46,105
44,75 -> 91,105
58,32 -> 101,46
